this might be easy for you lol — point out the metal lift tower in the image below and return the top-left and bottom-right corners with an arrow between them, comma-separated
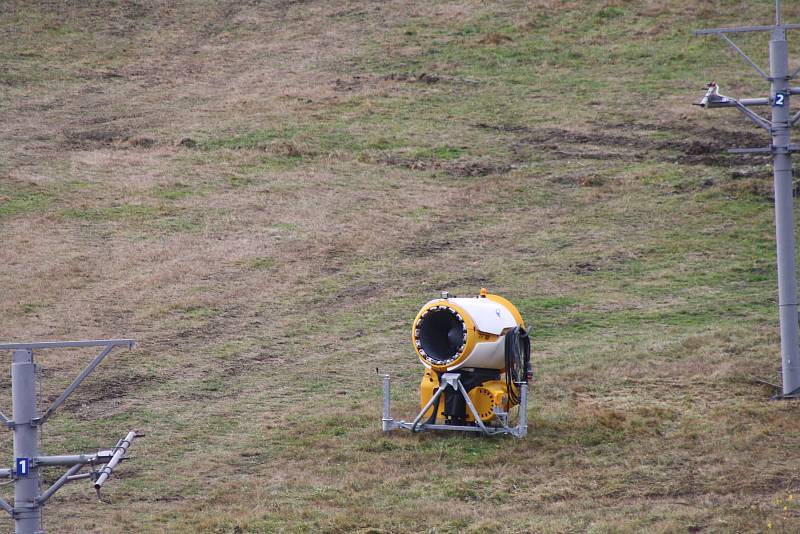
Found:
695,0 -> 800,398
0,339 -> 141,534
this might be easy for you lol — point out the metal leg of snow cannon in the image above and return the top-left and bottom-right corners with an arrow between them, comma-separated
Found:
514,383 -> 528,438
380,374 -> 529,438
381,375 -> 395,432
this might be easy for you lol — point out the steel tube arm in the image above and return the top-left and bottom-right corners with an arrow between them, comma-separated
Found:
719,33 -> 770,80
0,339 -> 134,351
457,381 -> 488,433
36,463 -> 83,505
740,97 -> 771,106
694,24 -> 800,35
0,468 -> 11,478
410,388 -> 445,428
0,496 -> 12,517
35,451 -> 112,467
95,431 -> 137,489
517,383 -> 528,437
66,472 -> 93,482
381,375 -> 393,431
733,100 -> 773,130
38,344 -> 118,423
704,97 -> 770,108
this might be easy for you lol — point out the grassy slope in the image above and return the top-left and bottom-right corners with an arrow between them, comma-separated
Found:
2,0 -> 800,532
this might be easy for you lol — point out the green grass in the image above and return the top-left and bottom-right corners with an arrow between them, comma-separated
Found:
61,204 -> 159,221
246,257 -> 275,270
0,186 -> 51,218
198,128 -> 299,150
3,1 -> 800,533
151,183 -> 197,201
59,203 -> 203,233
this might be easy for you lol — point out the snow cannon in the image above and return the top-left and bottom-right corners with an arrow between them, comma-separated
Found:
381,288 -> 531,437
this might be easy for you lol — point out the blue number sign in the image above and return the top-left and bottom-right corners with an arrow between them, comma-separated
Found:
774,91 -> 787,107
16,457 -> 29,477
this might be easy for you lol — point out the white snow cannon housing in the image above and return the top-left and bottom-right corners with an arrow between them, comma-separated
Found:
413,290 -> 524,371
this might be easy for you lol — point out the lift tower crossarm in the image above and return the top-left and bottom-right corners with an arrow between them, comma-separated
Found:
694,24 -> 800,35
0,340 -> 135,351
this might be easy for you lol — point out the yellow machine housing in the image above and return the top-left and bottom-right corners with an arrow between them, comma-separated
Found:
420,369 -> 510,422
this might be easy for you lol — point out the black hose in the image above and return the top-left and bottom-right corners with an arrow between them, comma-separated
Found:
504,326 -> 531,406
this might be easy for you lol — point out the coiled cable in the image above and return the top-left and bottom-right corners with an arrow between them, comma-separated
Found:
504,326 -> 531,406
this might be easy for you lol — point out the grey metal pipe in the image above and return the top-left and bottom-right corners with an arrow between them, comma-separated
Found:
410,387 -> 445,428
36,464 -> 83,506
770,28 -> 800,396
695,23 -> 800,35
740,97 -> 771,106
0,338 -> 139,533
94,431 -> 137,489
65,472 -> 93,482
518,384 -> 528,438
38,344 -> 115,424
0,340 -> 134,351
35,452 -> 112,467
457,381 -> 488,433
381,375 -> 393,431
0,497 -> 13,517
12,349 -> 41,534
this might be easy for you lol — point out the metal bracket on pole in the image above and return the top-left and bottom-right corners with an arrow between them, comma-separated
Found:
94,431 -> 138,490
695,87 -> 772,130
732,100 -> 773,131
772,385 -> 800,400
0,497 -> 13,518
0,411 -> 12,429
36,464 -> 83,506
718,33 -> 771,80
728,147 -> 772,154
27,340 -> 134,424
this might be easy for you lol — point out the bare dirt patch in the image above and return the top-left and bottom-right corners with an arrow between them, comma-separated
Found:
380,154 -> 511,176
475,122 -> 769,167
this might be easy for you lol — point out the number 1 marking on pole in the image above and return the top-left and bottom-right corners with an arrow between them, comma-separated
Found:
16,457 -> 29,477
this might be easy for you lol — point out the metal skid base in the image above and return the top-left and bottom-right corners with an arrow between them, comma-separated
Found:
381,372 -> 528,438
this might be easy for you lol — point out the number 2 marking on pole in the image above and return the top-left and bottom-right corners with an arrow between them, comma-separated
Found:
774,92 -> 787,107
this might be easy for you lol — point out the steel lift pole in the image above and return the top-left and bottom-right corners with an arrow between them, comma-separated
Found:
11,349 -> 41,533
695,0 -> 800,398
769,19 -> 800,397
11,349 -> 40,533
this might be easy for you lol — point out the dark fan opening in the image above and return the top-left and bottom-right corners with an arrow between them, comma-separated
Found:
418,309 -> 464,363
